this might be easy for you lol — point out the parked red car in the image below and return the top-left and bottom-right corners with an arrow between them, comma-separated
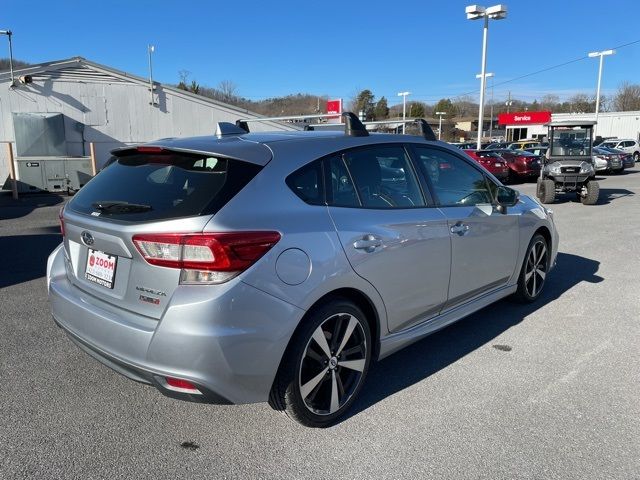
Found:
463,149 -> 509,181
489,149 -> 542,182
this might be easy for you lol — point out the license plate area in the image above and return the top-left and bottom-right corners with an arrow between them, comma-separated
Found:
85,249 -> 118,289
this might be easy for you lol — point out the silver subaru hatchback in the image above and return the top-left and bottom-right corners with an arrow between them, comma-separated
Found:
48,115 -> 558,427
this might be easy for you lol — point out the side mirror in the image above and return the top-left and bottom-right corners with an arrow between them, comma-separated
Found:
496,186 -> 519,210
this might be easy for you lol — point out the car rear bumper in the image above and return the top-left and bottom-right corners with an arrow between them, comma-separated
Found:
47,244 -> 305,405
509,165 -> 541,177
490,169 -> 509,180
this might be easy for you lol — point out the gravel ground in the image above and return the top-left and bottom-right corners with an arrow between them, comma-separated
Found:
1,170 -> 639,480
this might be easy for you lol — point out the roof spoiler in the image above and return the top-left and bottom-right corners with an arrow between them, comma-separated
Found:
233,112 -> 438,140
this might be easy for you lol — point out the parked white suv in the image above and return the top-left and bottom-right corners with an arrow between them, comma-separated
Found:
600,139 -> 640,162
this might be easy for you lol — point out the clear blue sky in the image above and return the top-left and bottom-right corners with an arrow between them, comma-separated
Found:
4,0 -> 640,106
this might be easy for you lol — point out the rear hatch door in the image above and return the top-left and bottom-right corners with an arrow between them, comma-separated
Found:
62,146 -> 265,319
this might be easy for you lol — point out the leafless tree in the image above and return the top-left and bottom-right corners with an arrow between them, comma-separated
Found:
613,82 -> 640,111
217,80 -> 238,100
567,93 -> 595,113
177,70 -> 191,90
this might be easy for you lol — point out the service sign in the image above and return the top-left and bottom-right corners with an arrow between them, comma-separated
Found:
326,99 -> 342,123
498,111 -> 552,125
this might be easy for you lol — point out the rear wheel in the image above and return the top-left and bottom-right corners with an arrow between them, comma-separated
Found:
269,298 -> 372,428
514,234 -> 549,303
537,178 -> 556,204
580,180 -> 599,205
634,152 -> 639,162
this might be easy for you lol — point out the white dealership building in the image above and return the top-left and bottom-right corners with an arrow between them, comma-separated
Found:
0,57 -> 293,190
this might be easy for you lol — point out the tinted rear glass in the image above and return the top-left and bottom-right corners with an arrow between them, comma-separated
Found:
68,152 -> 261,222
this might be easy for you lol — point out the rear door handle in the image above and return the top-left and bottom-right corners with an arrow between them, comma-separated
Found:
353,234 -> 383,253
450,223 -> 470,236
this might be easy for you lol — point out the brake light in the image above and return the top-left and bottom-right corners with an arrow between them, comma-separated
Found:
132,232 -> 281,284
58,206 -> 65,237
136,146 -> 164,153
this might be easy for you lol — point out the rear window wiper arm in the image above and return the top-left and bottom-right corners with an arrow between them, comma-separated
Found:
92,201 -> 152,214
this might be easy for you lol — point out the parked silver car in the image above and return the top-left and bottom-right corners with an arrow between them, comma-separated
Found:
47,115 -> 558,427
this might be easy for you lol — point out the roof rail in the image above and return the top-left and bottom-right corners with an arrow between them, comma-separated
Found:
312,118 -> 438,141
236,112 -> 438,140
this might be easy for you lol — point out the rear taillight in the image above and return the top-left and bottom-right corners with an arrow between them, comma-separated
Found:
58,206 -> 65,237
132,232 -> 281,284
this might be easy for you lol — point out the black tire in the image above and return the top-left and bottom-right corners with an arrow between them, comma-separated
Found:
513,234 -> 549,303
580,180 -> 599,205
537,178 -> 556,204
634,152 -> 639,163
269,298 -> 372,428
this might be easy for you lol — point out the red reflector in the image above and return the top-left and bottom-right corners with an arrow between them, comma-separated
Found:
136,146 -> 164,153
165,377 -> 198,391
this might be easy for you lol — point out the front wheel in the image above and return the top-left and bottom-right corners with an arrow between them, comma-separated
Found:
580,180 -> 599,205
269,298 -> 372,428
537,178 -> 556,204
634,152 -> 639,162
513,234 -> 549,303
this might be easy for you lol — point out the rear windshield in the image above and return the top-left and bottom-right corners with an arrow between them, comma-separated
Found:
68,152 -> 261,222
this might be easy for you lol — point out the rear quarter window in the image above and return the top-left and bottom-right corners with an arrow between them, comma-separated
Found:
68,152 -> 262,222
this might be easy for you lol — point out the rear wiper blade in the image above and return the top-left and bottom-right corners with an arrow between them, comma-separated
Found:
92,201 -> 152,214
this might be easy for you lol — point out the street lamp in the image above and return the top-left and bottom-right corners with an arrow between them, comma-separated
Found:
588,49 -> 615,136
466,4 -> 507,149
435,111 -> 446,140
476,72 -> 494,141
397,91 -> 411,134
148,44 -> 156,106
0,30 -> 15,87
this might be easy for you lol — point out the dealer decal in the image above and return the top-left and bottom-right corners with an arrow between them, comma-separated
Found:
139,294 -> 160,305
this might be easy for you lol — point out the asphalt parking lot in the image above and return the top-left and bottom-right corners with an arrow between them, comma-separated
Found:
1,170 -> 639,480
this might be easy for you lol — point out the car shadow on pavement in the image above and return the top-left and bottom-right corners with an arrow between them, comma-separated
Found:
0,192 -> 65,221
0,234 -> 62,288
345,252 -> 602,422
597,188 -> 634,205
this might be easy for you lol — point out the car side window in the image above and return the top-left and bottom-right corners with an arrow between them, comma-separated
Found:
340,145 -> 425,208
285,160 -> 324,205
326,155 -> 360,207
413,146 -> 493,207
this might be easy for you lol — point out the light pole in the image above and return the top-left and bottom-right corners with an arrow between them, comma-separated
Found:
0,30 -> 15,87
148,44 -> 155,106
435,111 -> 446,140
476,72 -> 494,142
588,49 -> 615,136
466,4 -> 507,150
397,91 -> 411,134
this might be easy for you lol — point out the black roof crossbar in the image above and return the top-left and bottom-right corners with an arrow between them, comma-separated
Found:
235,120 -> 250,133
216,122 -> 250,136
414,119 -> 437,141
342,112 -> 369,137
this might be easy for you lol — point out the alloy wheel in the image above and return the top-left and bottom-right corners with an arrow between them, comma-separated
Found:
524,240 -> 547,297
299,313 -> 367,415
